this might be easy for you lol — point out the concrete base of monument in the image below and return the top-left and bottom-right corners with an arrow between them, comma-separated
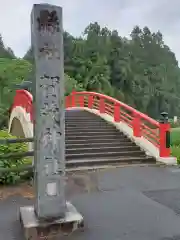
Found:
19,201 -> 84,239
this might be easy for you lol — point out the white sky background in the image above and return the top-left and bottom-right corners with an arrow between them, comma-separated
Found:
0,0 -> 180,63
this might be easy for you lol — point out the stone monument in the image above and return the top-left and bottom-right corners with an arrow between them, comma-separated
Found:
19,4 -> 83,239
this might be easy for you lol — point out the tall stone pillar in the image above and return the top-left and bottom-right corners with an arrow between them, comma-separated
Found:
31,4 -> 66,219
19,5 -> 83,239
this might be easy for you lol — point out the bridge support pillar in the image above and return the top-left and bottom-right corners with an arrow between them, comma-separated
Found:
19,4 -> 83,239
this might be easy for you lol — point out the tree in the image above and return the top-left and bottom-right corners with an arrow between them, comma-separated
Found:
0,34 -> 15,59
2,21 -> 180,124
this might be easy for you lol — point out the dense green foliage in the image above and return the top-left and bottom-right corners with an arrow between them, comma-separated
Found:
0,35 -> 15,59
0,57 -> 32,128
24,23 -> 180,119
0,38 -> 82,128
0,35 -> 21,126
0,130 -> 28,184
1,23 -> 180,122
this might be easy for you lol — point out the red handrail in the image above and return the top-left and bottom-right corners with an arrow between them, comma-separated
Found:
11,90 -> 33,121
75,91 -> 159,126
66,91 -> 170,158
11,90 -> 170,158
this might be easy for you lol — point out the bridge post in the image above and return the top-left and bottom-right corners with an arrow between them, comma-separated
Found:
159,112 -> 171,157
19,4 -> 83,239
133,113 -> 141,137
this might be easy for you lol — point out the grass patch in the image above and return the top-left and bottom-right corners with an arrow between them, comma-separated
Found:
171,128 -> 180,164
171,146 -> 180,164
171,128 -> 180,146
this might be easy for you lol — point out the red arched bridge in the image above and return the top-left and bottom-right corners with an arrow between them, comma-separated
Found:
9,89 -> 176,169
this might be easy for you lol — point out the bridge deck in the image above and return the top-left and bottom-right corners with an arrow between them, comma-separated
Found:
1,165 -> 180,240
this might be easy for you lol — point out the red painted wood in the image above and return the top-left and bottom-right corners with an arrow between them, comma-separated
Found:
88,95 -> 94,109
133,113 -> 141,137
114,103 -> 121,122
159,123 -> 171,157
99,97 -> 105,114
11,90 -> 171,158
12,90 -> 33,121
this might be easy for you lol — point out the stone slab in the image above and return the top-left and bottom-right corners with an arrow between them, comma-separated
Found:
19,202 -> 84,239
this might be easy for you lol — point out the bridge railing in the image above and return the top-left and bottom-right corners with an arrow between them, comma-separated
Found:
66,91 -> 170,158
11,89 -> 170,158
11,89 -> 33,121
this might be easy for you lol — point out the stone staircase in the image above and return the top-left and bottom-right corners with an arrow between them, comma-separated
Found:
65,110 -> 155,170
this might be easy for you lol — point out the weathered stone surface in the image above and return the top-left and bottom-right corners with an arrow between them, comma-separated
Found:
20,202 -> 84,240
31,3 -> 66,219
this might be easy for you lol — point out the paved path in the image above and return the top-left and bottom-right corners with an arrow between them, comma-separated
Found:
1,165 -> 180,239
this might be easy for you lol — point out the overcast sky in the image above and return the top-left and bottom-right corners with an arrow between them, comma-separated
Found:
1,0 -> 180,62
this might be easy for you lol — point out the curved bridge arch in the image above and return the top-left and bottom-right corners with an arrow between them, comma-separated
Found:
9,106 -> 33,138
9,90 -> 33,151
10,117 -> 26,138
9,89 -> 175,164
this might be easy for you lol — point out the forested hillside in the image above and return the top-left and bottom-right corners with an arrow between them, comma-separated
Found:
1,22 -> 180,129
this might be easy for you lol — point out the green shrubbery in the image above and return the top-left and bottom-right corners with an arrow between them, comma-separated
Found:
0,130 -> 29,184
169,119 -> 180,128
171,128 -> 180,164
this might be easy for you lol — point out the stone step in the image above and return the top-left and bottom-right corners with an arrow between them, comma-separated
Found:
65,123 -> 110,128
66,156 -> 155,168
64,109 -> 156,167
65,130 -> 124,137
65,128 -> 116,134
66,145 -> 140,154
65,121 -> 107,126
65,125 -> 115,131
65,137 -> 131,145
66,133 -> 127,141
66,150 -> 146,160
66,141 -> 136,149
65,116 -> 108,120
